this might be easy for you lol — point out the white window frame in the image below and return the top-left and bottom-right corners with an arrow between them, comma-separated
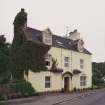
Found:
45,76 -> 51,88
64,57 -> 69,67
80,76 -> 86,86
80,59 -> 84,69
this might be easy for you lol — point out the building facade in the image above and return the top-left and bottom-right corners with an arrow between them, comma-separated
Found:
13,9 -> 92,93
27,28 -> 92,92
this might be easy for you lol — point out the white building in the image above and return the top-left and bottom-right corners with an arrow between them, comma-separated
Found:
27,27 -> 92,92
13,9 -> 92,92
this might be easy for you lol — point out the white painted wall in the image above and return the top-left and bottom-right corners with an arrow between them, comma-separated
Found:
49,47 -> 92,90
49,47 -> 72,73
28,46 -> 92,92
28,71 -> 62,92
72,51 -> 92,89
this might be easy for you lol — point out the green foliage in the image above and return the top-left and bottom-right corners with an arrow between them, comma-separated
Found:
0,51 -> 8,73
11,9 -> 50,80
0,94 -> 5,101
50,58 -> 58,70
10,81 -> 36,96
11,41 -> 49,80
0,81 -> 36,100
0,35 -> 11,55
0,9 -> 50,83
0,35 -> 11,84
92,62 -> 105,87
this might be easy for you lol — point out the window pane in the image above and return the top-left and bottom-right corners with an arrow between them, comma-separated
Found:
80,65 -> 83,69
80,76 -> 86,86
45,61 -> 50,66
80,59 -> 84,64
80,82 -> 86,86
45,54 -> 51,66
45,76 -> 50,81
80,76 -> 86,81
45,76 -> 51,88
45,83 -> 50,88
64,57 -> 69,67
64,63 -> 69,67
80,59 -> 84,69
65,57 -> 69,62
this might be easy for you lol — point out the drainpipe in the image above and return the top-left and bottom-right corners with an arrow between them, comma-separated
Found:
71,50 -> 73,91
61,48 -> 62,69
61,48 -> 63,91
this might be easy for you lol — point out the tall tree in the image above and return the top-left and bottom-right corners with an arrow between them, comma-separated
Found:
92,62 -> 105,87
0,35 -> 11,84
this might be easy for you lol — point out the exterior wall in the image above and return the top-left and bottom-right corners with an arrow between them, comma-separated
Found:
72,51 -> 92,89
28,46 -> 92,92
72,75 -> 80,89
48,47 -> 92,90
48,47 -> 72,91
28,71 -> 62,92
49,47 -> 72,73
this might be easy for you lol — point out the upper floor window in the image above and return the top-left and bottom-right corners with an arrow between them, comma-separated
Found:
64,57 -> 69,67
80,76 -> 86,86
45,54 -> 51,66
45,76 -> 51,88
80,59 -> 84,69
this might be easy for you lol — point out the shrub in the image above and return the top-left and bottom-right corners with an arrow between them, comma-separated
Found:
9,81 -> 36,97
0,94 -> 4,100
0,81 -> 36,100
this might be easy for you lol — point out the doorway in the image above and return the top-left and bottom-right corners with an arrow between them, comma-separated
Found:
64,77 -> 69,92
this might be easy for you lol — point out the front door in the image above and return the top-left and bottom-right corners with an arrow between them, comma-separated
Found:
64,77 -> 69,92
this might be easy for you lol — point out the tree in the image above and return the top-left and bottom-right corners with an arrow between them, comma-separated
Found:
0,35 -> 11,84
92,62 -> 105,87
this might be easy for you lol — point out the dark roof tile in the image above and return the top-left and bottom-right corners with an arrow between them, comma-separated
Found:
25,27 -> 92,55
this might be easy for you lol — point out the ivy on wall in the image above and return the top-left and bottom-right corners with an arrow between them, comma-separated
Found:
11,9 -> 50,81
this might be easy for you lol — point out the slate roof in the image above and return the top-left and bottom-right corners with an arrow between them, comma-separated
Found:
25,27 -> 92,55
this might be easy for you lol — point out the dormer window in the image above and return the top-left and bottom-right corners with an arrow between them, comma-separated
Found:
42,28 -> 52,45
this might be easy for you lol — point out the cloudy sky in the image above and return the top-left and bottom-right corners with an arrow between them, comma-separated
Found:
0,0 -> 105,62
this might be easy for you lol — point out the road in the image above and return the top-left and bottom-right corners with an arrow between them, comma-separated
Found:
7,89 -> 105,105
57,90 -> 105,105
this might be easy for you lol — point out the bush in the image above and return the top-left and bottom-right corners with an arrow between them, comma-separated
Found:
0,94 -> 4,100
0,81 -> 36,100
9,81 -> 36,97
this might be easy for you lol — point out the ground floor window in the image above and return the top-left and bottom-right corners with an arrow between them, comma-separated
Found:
80,76 -> 86,86
45,76 -> 51,88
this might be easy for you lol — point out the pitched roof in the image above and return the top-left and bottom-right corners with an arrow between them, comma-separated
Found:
25,27 -> 92,55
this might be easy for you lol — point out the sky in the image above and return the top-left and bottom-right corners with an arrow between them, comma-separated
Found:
0,0 -> 105,62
